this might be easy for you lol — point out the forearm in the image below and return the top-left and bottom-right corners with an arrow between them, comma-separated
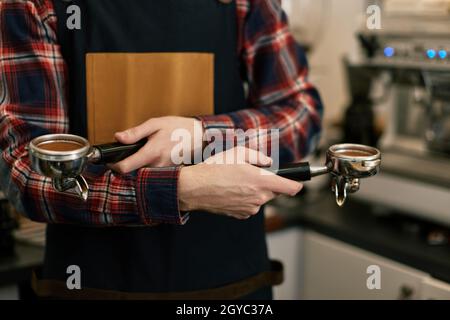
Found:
0,114 -> 185,226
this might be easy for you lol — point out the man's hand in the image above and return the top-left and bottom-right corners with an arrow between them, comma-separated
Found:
111,116 -> 202,173
178,147 -> 303,220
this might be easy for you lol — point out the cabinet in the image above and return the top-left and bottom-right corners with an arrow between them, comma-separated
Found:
301,231 -> 450,300
421,277 -> 450,300
0,285 -> 18,300
267,228 -> 304,300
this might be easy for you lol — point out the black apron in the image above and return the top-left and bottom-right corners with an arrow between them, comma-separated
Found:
43,0 -> 271,297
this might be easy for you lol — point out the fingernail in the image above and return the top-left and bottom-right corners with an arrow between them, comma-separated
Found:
115,131 -> 127,138
292,184 -> 303,196
260,156 -> 273,166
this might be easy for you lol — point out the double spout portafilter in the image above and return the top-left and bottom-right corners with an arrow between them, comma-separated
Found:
274,143 -> 381,206
28,134 -> 147,201
28,134 -> 381,206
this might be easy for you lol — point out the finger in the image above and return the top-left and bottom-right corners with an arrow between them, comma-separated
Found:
259,191 -> 277,204
228,212 -> 252,220
261,173 -> 303,196
212,209 -> 250,220
212,206 -> 256,219
109,147 -> 157,174
243,148 -> 273,167
115,119 -> 160,144
232,205 -> 262,217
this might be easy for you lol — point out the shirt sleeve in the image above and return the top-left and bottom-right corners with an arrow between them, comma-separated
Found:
197,0 -> 323,164
0,0 -> 187,226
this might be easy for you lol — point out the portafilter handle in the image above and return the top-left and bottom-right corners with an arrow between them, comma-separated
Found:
49,139 -> 147,201
89,139 -> 147,164
274,162 -> 330,181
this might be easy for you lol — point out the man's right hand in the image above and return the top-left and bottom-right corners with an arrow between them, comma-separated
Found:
178,147 -> 303,220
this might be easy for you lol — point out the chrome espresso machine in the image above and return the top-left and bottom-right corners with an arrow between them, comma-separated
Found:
349,0 -> 450,226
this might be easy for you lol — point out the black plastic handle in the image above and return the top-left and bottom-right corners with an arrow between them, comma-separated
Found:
274,162 -> 312,181
93,139 -> 147,164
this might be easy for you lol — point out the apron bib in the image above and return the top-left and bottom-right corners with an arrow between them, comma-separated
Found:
40,0 -> 271,296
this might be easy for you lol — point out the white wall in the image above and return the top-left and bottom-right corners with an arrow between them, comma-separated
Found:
284,0 -> 367,129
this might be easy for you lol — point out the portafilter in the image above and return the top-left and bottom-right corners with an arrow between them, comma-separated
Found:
28,134 -> 146,200
273,143 -> 381,206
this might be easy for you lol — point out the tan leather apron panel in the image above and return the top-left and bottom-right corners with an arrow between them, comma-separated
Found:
86,53 -> 214,144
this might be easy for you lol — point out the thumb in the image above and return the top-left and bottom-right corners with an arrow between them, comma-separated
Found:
115,119 -> 159,144
266,174 -> 303,196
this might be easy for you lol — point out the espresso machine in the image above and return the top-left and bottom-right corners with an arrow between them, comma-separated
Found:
348,0 -> 450,226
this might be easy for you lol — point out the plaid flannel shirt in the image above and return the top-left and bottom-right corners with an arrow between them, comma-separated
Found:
0,0 -> 323,226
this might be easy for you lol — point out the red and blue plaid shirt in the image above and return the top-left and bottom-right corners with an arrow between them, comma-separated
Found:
0,0 -> 323,226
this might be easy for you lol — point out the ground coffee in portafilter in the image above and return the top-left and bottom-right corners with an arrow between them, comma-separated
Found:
37,140 -> 85,152
334,150 -> 374,158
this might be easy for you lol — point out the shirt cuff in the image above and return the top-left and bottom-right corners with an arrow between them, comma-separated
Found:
136,166 -> 189,225
196,114 -> 235,130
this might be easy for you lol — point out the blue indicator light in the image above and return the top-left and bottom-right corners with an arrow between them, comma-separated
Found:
384,47 -> 395,58
427,49 -> 437,59
438,50 -> 448,59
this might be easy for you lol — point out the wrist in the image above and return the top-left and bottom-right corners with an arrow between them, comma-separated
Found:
192,118 -> 205,163
178,165 -> 197,212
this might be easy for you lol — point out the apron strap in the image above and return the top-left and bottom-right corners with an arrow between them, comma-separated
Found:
32,260 -> 283,300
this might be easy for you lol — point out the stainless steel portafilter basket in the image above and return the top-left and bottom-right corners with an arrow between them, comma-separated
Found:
274,143 -> 381,206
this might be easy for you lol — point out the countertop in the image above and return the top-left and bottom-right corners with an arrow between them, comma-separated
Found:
0,243 -> 44,287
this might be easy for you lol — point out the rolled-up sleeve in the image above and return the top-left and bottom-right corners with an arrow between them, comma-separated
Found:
198,0 -> 323,163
